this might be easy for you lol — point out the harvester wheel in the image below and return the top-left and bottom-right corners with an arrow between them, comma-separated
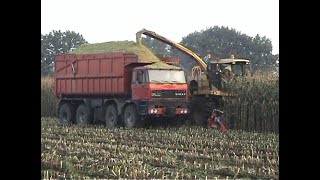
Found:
189,80 -> 198,95
192,107 -> 206,126
105,104 -> 119,128
76,104 -> 92,125
58,103 -> 75,125
190,98 -> 218,127
190,99 -> 206,126
123,104 -> 140,128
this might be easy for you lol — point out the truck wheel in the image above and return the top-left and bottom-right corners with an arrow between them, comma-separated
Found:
76,104 -> 92,125
123,104 -> 140,128
105,104 -> 118,128
58,103 -> 75,125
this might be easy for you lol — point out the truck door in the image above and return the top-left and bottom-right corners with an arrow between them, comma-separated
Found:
131,70 -> 149,100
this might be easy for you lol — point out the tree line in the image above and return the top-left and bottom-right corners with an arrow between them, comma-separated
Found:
41,30 -> 87,75
41,27 -> 279,75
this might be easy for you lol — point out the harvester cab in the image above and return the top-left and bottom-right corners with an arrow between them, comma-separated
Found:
189,54 -> 251,96
206,55 -> 251,92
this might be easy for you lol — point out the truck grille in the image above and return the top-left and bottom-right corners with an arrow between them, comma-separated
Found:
151,90 -> 186,99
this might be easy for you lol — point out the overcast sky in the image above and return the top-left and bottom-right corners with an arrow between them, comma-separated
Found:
41,0 -> 279,54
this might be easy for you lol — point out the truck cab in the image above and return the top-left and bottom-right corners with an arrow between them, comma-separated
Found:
130,66 -> 189,118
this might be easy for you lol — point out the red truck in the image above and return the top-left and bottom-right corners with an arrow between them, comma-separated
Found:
55,52 -> 189,128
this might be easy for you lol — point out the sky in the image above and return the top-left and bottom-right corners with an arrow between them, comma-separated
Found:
41,0 -> 279,55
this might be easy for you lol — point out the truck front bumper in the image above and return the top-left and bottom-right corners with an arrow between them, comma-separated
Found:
137,100 -> 189,117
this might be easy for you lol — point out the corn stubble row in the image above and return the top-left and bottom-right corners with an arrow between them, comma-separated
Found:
41,118 -> 279,179
222,73 -> 279,133
41,117 -> 278,179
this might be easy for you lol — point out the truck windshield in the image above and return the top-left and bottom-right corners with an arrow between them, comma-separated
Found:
148,70 -> 186,83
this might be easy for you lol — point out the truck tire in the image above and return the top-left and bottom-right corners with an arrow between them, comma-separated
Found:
76,104 -> 92,125
105,104 -> 119,128
58,103 -> 75,125
123,104 -> 140,128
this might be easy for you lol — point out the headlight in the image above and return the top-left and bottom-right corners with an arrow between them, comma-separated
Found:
150,108 -> 158,114
180,109 -> 188,114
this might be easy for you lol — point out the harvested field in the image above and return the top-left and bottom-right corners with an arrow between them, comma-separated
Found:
41,117 -> 279,179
